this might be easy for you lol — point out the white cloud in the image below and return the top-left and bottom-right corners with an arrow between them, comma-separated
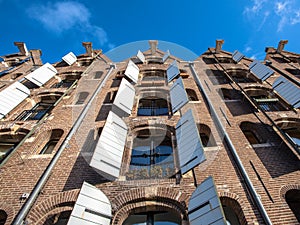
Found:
244,0 -> 300,32
275,1 -> 289,14
244,46 -> 252,53
244,0 -> 268,16
27,1 -> 112,47
291,10 -> 300,24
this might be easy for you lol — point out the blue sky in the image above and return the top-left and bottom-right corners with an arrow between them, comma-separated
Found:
1,0 -> 300,63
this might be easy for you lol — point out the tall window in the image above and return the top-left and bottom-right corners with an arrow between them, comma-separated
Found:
127,128 -> 174,180
75,92 -> 89,105
186,88 -> 198,101
39,129 -> 64,155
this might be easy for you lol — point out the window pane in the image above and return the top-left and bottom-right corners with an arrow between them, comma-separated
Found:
40,140 -> 58,154
0,143 -> 15,163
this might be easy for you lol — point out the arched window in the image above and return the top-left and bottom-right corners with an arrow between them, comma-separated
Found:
127,126 -> 175,180
217,57 -> 235,64
39,129 -> 64,155
206,69 -> 230,85
227,69 -> 256,83
197,124 -> 217,147
220,196 -> 245,225
240,122 -> 262,145
219,88 -> 241,101
186,88 -> 199,101
142,70 -> 165,81
137,89 -> 169,116
0,210 -> 7,225
75,92 -> 89,105
285,189 -> 300,222
245,87 -> 287,111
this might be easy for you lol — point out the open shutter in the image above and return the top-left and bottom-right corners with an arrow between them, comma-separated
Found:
137,50 -> 145,63
67,182 -> 111,225
162,50 -> 170,63
188,176 -> 226,225
0,82 -> 30,119
232,50 -> 244,63
167,60 -> 180,82
273,76 -> 300,108
62,52 -> 77,65
113,78 -> 135,115
124,60 -> 139,84
170,77 -> 189,113
25,63 -> 57,86
175,109 -> 205,174
90,111 -> 128,180
249,60 -> 274,81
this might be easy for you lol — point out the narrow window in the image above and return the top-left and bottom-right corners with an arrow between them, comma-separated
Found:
39,140 -> 59,154
75,92 -> 89,105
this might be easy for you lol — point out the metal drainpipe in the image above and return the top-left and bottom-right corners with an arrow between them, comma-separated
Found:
189,63 -> 273,225
12,63 -> 115,225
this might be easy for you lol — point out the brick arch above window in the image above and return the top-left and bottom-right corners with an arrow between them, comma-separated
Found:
219,191 -> 247,225
279,184 -> 300,201
26,189 -> 79,225
110,186 -> 189,225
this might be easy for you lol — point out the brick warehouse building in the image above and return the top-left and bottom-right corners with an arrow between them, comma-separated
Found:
0,39 -> 299,225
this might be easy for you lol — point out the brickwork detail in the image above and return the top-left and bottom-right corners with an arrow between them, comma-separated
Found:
111,186 -> 189,224
26,189 -> 79,225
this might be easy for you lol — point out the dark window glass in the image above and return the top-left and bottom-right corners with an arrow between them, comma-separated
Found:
16,103 -> 52,121
40,140 -> 59,154
0,143 -> 15,163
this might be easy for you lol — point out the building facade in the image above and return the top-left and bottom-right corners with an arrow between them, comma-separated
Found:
0,40 -> 299,225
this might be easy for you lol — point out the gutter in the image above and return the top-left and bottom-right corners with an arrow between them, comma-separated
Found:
189,62 -> 273,225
